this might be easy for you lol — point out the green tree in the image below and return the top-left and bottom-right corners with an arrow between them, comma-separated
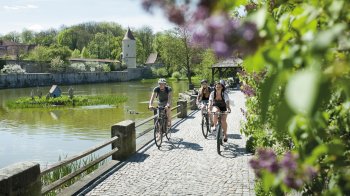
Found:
33,29 -> 58,46
136,38 -> 146,64
71,49 -> 81,58
1,31 -> 20,42
196,49 -> 216,81
86,33 -> 119,59
20,29 -> 35,44
135,26 -> 154,64
81,47 -> 90,58
57,28 -> 78,50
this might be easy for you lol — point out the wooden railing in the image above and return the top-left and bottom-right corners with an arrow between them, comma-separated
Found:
40,100 -> 190,195
0,97 -> 194,196
41,137 -> 119,194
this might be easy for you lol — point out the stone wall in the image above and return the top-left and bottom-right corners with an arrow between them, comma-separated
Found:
0,162 -> 41,195
0,68 -> 148,89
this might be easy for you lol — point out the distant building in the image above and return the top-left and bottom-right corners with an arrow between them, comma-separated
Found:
122,28 -> 136,68
0,40 -> 36,59
49,85 -> 62,98
144,52 -> 163,68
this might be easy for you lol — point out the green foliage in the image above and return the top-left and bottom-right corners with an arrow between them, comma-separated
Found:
41,154 -> 107,195
50,57 -> 66,73
86,33 -> 120,59
194,49 -> 216,80
68,63 -> 86,72
81,47 -> 90,58
71,49 -> 81,58
155,67 -> 168,77
233,0 -> 350,194
6,95 -> 127,109
134,26 -> 154,64
171,71 -> 181,80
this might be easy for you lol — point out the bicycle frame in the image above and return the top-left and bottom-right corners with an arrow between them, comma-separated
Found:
153,106 -> 170,148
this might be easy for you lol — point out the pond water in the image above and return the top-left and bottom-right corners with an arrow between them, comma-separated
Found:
0,79 -> 188,168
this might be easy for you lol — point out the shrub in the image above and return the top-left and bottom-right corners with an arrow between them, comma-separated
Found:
156,68 -> 168,77
1,64 -> 26,74
172,71 -> 181,80
69,63 -> 86,72
50,57 -> 65,73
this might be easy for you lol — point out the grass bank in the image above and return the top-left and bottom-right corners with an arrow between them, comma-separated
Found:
6,95 -> 128,109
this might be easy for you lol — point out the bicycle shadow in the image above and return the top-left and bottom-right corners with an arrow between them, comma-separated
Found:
220,142 -> 251,158
159,137 -> 203,152
228,133 -> 242,139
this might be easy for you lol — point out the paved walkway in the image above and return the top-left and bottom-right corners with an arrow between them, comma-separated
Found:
84,91 -> 255,195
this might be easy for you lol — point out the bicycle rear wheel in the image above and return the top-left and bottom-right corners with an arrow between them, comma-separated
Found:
216,124 -> 222,155
154,120 -> 163,148
201,114 -> 209,138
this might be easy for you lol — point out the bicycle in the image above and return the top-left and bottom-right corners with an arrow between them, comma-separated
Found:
210,111 -> 230,155
152,106 -> 171,148
199,102 -> 211,139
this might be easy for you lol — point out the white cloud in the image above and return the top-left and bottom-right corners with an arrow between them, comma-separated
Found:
28,24 -> 43,32
3,4 -> 38,10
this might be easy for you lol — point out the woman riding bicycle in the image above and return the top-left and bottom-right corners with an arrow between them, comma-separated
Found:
196,79 -> 213,125
209,80 -> 231,142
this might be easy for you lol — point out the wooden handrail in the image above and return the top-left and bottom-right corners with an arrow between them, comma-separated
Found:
41,136 -> 118,175
40,99 -> 187,194
41,148 -> 119,195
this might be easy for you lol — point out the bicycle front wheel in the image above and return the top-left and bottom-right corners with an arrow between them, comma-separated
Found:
216,124 -> 222,155
154,121 -> 163,148
201,114 -> 209,138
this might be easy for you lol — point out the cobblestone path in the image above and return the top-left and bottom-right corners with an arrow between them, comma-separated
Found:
85,90 -> 255,196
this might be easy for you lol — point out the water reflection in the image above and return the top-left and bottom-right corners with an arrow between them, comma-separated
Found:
0,80 -> 188,168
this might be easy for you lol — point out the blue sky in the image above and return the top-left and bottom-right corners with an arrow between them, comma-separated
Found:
0,0 -> 175,35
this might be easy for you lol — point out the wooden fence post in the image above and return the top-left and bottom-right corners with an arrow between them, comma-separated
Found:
111,120 -> 136,161
0,162 -> 41,195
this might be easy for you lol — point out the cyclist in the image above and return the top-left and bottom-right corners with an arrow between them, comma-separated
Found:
149,78 -> 172,127
209,80 -> 231,142
196,79 -> 213,126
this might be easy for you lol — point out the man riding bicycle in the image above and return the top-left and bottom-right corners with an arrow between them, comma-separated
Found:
196,79 -> 213,126
209,80 -> 231,142
149,78 -> 172,127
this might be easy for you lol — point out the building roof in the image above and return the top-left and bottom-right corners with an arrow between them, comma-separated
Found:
212,58 -> 243,68
69,58 -> 120,63
123,28 -> 135,40
145,53 -> 158,64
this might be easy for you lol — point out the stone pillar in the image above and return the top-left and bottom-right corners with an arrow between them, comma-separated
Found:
177,100 -> 187,118
111,120 -> 136,161
190,95 -> 198,110
0,162 -> 41,196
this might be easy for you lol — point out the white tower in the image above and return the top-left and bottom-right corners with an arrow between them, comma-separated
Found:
122,28 -> 136,68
